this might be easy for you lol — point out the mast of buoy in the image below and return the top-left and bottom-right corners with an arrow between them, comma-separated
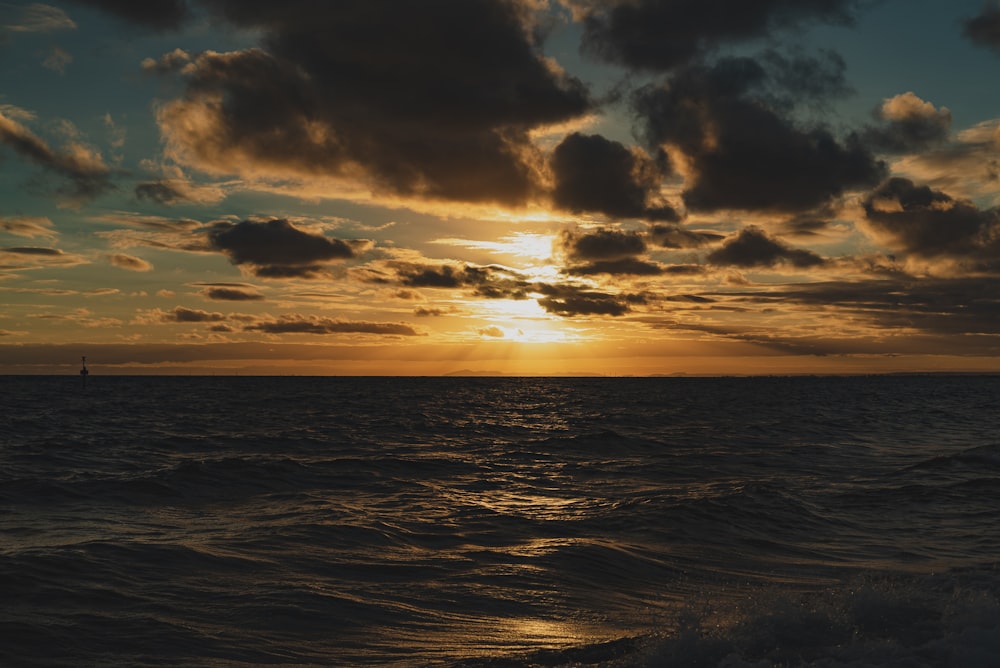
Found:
80,355 -> 89,388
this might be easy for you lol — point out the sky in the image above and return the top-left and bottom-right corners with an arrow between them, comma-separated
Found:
2,0 -> 1000,376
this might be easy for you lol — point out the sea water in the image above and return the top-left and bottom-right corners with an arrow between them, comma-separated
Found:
2,375 -> 1000,667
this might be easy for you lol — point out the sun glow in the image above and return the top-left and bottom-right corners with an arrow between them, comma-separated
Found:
477,324 -> 577,344
471,298 -> 584,344
432,231 -> 556,262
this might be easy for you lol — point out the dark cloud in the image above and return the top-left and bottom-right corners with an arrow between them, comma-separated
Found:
557,223 -> 716,275
536,283 -> 631,316
555,226 -> 662,284
559,227 -> 646,261
64,0 -> 190,31
472,279 -> 532,300
0,110 -> 113,205
2,246 -> 64,256
964,6 -> 1000,52
862,178 -> 1000,261
550,133 -> 677,221
860,92 -> 952,154
207,219 -> 355,278
389,262 -> 530,299
648,223 -> 724,248
194,281 -> 258,288
563,257 -> 664,276
200,286 -> 264,301
244,315 -> 420,336
579,0 -> 859,71
155,0 -> 590,205
158,306 -> 226,323
633,54 -> 886,213
397,264 -> 467,289
708,226 -> 825,268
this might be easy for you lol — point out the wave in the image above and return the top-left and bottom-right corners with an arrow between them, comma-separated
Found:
450,572 -> 1000,668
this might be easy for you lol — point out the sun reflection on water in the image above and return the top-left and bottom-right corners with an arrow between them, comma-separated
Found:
470,491 -> 599,521
495,615 -> 588,647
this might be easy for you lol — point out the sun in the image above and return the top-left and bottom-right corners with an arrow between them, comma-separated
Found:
497,232 -> 558,262
472,298 -> 584,344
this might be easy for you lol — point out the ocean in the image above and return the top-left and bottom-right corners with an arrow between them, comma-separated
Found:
2,375 -> 1000,667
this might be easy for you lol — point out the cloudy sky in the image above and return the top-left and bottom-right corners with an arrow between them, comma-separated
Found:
2,0 -> 1000,375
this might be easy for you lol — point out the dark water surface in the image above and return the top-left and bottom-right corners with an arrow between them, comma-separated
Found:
2,375 -> 1000,666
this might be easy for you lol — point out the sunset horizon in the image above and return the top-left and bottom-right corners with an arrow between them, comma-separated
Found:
7,342 -> 1000,376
